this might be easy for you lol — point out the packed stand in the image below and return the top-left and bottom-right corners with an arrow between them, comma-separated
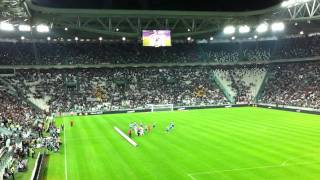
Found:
11,67 -> 229,113
0,90 -> 61,179
260,62 -> 320,109
229,70 -> 251,103
214,66 -> 266,103
0,36 -> 319,65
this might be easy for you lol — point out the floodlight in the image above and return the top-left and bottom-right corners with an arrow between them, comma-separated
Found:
20,36 -> 25,40
239,25 -> 250,34
281,1 -> 289,7
75,37 -> 79,41
122,37 -> 126,41
0,22 -> 14,31
187,37 -> 191,41
99,37 -> 103,41
64,27 -> 68,31
47,37 -> 51,41
256,23 -> 268,33
300,31 -> 304,35
282,0 -> 312,8
254,35 -> 258,39
210,37 -> 214,41
231,36 -> 236,40
271,22 -> 285,32
36,24 -> 49,33
18,25 -> 31,32
223,26 -> 235,35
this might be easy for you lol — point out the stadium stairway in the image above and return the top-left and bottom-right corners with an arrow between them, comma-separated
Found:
27,96 -> 50,112
0,77 -> 42,112
0,77 -> 16,93
254,68 -> 272,102
27,86 -> 51,111
0,150 -> 13,180
210,71 -> 235,103
231,68 -> 267,101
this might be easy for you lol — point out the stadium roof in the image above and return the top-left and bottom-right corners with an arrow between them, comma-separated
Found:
0,0 -> 320,40
31,0 -> 280,12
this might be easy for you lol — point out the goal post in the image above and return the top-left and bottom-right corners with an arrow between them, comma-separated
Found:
147,104 -> 174,112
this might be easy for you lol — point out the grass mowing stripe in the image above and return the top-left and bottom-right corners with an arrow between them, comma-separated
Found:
63,117 -> 68,180
45,107 -> 320,180
92,116 -> 141,179
200,111 -> 320,157
180,115 -> 290,166
168,111 -> 284,176
74,116 -> 98,179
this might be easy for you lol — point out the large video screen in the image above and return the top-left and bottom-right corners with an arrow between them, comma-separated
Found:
142,30 -> 172,47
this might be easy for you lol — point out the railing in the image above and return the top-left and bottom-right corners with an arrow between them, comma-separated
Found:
30,153 -> 44,180
0,56 -> 319,70
0,147 -> 12,179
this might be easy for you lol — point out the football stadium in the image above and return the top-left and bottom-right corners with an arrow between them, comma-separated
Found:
0,0 -> 320,179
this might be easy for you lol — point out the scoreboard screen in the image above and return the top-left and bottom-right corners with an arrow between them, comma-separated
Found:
142,30 -> 172,47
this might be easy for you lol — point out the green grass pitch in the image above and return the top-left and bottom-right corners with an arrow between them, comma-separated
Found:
44,107 -> 320,180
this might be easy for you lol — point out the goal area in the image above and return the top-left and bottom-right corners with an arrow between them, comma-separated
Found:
147,104 -> 174,112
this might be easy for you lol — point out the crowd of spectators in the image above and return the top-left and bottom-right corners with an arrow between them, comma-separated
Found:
230,67 -> 267,103
3,61 -> 320,113
229,71 -> 252,103
0,61 -> 319,178
10,67 -> 228,113
0,90 -> 61,179
0,35 -> 319,179
213,66 -> 266,103
0,90 -> 36,129
260,62 -> 320,109
0,36 -> 319,65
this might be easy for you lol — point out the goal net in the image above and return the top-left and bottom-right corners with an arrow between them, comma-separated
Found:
147,104 -> 174,112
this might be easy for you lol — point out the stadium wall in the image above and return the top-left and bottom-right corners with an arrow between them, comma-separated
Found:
57,104 -> 248,117
257,103 -> 320,115
56,103 -> 320,118
30,153 -> 43,180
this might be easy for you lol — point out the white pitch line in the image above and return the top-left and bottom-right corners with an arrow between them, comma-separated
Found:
188,171 -> 213,176
282,152 -> 320,166
187,161 -> 320,179
187,174 -> 197,180
64,118 -> 68,180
